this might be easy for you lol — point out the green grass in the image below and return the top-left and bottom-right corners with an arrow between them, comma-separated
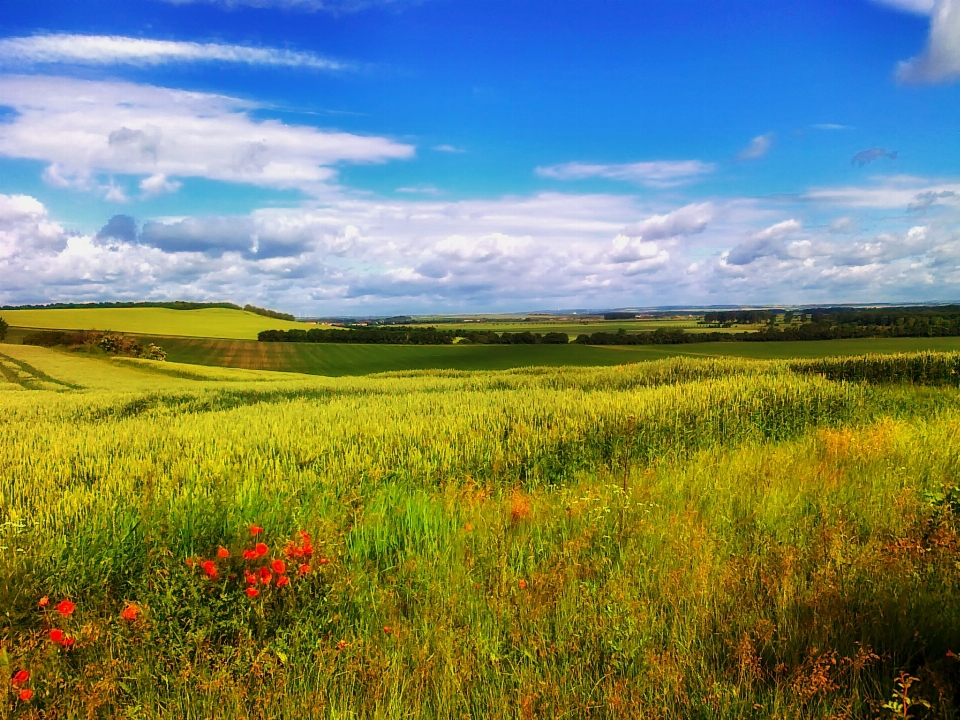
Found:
2,346 -> 960,717
146,335 -> 960,376
0,307 -> 313,340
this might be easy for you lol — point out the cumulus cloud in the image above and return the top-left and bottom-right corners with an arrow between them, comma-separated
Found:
140,174 -> 182,198
3,189 -> 960,312
535,160 -> 715,188
736,133 -> 774,161
0,34 -> 347,70
897,0 -> 960,83
726,219 -> 802,266
0,75 -> 414,196
851,148 -> 898,167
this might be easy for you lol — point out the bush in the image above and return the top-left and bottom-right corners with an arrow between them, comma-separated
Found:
0,315 -> 7,342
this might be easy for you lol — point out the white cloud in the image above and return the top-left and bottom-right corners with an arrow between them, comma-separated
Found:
812,123 -> 854,131
433,144 -> 465,153
535,160 -> 715,188
103,180 -> 130,203
140,174 -> 183,198
804,176 -> 960,209
736,133 -> 775,161
0,75 -> 414,196
897,0 -> 960,82
3,186 -> 960,312
0,34 -> 347,70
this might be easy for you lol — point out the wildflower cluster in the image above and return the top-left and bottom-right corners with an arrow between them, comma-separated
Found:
11,669 -> 32,703
186,525 -> 324,600
39,596 -> 77,649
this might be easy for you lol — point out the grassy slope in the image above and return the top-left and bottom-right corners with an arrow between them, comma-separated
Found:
0,307 -> 313,340
2,346 -> 960,717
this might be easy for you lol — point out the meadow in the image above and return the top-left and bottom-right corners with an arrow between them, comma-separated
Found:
2,343 -> 960,718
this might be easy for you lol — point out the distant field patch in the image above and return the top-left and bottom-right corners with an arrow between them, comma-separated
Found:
0,307 -> 313,340
153,335 -> 960,376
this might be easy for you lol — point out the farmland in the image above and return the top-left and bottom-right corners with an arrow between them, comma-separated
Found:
0,307 -> 314,340
2,343 -> 960,717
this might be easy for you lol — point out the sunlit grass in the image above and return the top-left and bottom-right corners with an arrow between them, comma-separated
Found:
2,348 -> 959,717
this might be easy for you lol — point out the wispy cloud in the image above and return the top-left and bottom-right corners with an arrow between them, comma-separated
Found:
0,75 -> 414,196
535,160 -> 715,188
736,133 -> 774,161
897,0 -> 960,83
433,144 -> 465,153
0,34 -> 348,70
812,123 -> 854,131
851,148 -> 898,167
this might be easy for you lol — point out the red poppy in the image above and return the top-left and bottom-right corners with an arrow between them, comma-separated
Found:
18,689 -> 33,702
120,604 -> 140,621
56,599 -> 75,617
49,629 -> 64,643
255,542 -> 268,557
319,557 -> 329,565
270,559 -> 286,575
383,626 -> 392,635
242,549 -> 257,561
298,564 -> 311,575
245,572 -> 257,585
60,636 -> 75,648
245,587 -> 259,598
249,525 -> 264,536
12,670 -> 29,685
518,579 -> 528,589
201,560 -> 218,579
283,542 -> 301,559
261,572 -> 273,586
336,640 -> 347,650
299,531 -> 311,541
464,523 -> 473,532
301,540 -> 313,557
185,558 -> 194,567
217,546 -> 230,559
276,575 -> 290,588
38,596 -> 49,608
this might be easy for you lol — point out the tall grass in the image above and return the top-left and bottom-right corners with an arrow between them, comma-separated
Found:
1,350 -> 959,717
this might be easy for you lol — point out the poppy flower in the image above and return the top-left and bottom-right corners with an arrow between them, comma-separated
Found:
217,546 -> 230,559
255,542 -> 268,557
245,572 -> 257,585
283,542 -> 302,559
60,636 -> 75,648
201,560 -> 218,579
336,640 -> 347,650
518,579 -> 528,589
185,558 -> 194,567
299,531 -> 311,541
12,670 -> 29,685
319,557 -> 329,565
383,626 -> 392,635
242,549 -> 257,561
49,629 -> 64,643
245,587 -> 259,598
298,564 -> 311,575
38,596 -> 49,608
270,559 -> 286,575
18,689 -> 33,702
465,523 -> 473,532
56,599 -> 75,617
276,575 -> 290,588
301,541 -> 313,557
120,604 -> 140,621
249,525 -> 264,536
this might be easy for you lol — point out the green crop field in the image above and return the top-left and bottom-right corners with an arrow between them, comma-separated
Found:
0,307 -> 314,340
2,343 -> 960,717
145,335 -> 960,376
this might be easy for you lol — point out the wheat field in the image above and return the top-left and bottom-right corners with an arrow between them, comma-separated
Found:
2,345 -> 959,718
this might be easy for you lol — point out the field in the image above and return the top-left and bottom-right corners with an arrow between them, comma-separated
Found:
2,343 -> 960,718
144,335 -> 960,376
0,307 -> 313,340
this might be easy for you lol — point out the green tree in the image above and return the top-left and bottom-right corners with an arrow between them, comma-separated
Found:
0,315 -> 8,342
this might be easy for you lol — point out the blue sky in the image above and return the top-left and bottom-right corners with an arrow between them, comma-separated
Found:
0,0 -> 958,313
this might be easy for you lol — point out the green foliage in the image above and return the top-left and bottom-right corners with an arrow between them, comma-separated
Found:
0,314 -> 7,341
2,346 -> 960,716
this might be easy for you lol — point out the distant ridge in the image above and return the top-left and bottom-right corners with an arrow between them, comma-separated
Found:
1,301 -> 296,322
